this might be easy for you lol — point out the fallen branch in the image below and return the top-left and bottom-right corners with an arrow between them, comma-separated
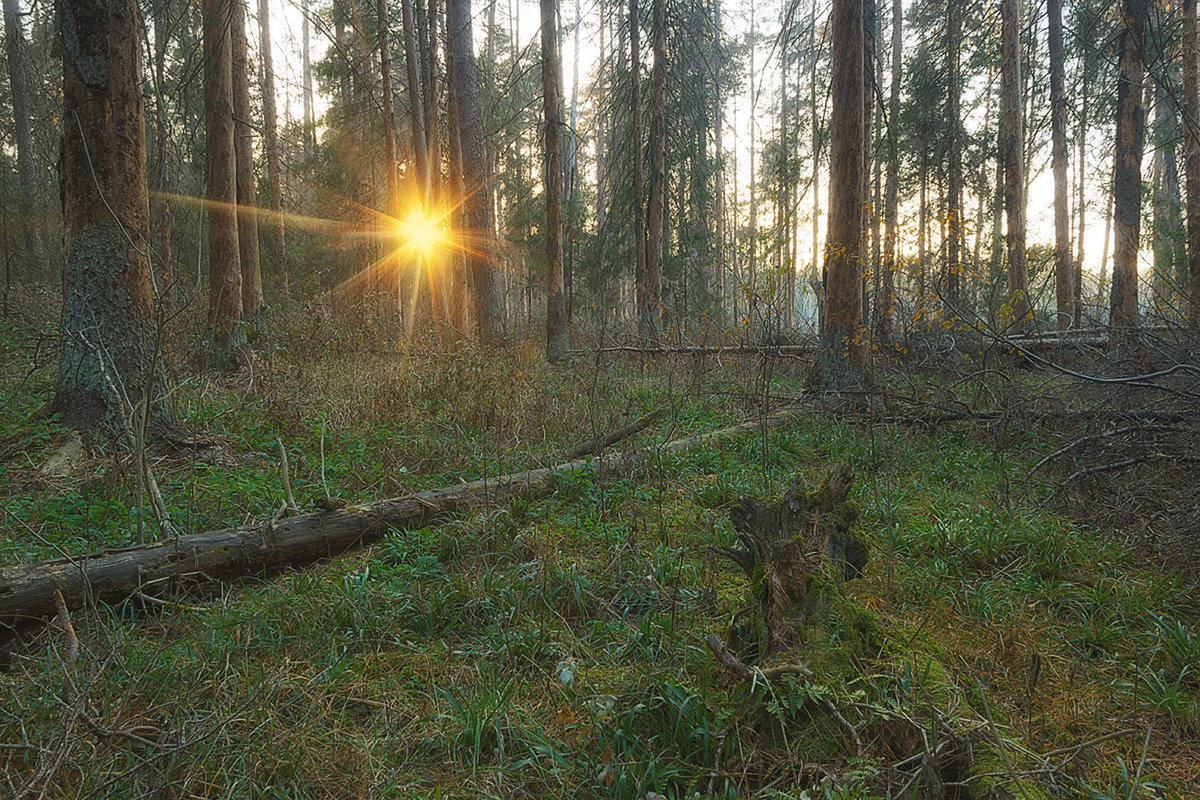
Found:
562,409 -> 666,460
1,407 -> 806,632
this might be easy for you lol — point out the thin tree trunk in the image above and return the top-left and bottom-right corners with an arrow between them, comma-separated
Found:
400,0 -> 429,189
631,0 -> 649,336
645,0 -> 665,338
945,0 -> 961,311
542,0 -> 567,361
879,0 -> 900,340
448,0 -> 504,341
204,0 -> 245,370
4,0 -> 41,278
1109,0 -> 1147,344
442,0 -> 469,332
1001,0 -> 1029,326
862,0 -> 875,330
422,0 -> 442,196
232,0 -> 263,320
379,0 -> 399,203
151,0 -> 174,293
257,0 -> 285,277
302,0 -> 314,162
1048,0 -> 1073,328
1076,65 -> 1089,319
1184,0 -> 1200,321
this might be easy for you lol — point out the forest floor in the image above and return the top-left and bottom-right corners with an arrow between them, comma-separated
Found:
1,291 -> 1199,799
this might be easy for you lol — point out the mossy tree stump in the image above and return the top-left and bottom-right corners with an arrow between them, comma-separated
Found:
716,462 -> 868,658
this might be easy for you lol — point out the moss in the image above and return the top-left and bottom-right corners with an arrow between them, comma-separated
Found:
969,740 -> 1054,800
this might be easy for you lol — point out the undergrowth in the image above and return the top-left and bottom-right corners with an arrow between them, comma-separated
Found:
0,302 -> 1197,798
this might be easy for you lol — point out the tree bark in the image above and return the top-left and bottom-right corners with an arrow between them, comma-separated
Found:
302,0 -> 315,162
3,0 -> 42,278
442,0 -> 470,332
644,0 -> 666,339
203,0 -> 245,370
232,0 -> 263,320
945,0 -> 961,312
1048,0 -> 1074,328
448,0 -> 505,341
379,0 -> 400,204
542,0 -> 568,362
400,0 -> 429,190
1184,0 -> 1200,322
814,0 -> 864,388
878,0 -> 900,341
1001,0 -> 1029,327
257,0 -> 285,276
631,0 -> 649,337
1110,0 -> 1147,344
0,408 -> 809,630
55,0 -> 168,442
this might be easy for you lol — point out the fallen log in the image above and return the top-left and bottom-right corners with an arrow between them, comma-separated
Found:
561,408 -> 666,460
0,407 -> 807,632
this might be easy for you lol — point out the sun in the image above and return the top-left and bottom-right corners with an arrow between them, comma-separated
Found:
394,205 -> 448,261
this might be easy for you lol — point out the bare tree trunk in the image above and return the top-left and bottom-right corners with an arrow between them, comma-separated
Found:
1048,0 -> 1073,328
257,0 -> 285,279
878,0 -> 899,340
542,0 -> 567,361
151,0 -> 174,293
645,0 -> 666,339
55,0 -> 170,441
1152,78 -> 1182,300
302,0 -> 314,162
232,0 -> 263,320
945,0 -> 961,311
814,0 -> 864,387
3,0 -> 42,278
378,0 -> 399,203
1184,0 -> 1200,322
1001,0 -> 1029,327
400,0 -> 429,190
1109,0 -> 1147,344
441,0 -> 469,332
203,0 -> 245,370
861,0 -> 875,330
448,0 -> 504,341
422,0 -> 442,196
630,0 -> 649,337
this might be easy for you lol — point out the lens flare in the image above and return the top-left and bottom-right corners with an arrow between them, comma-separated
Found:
395,205 -> 447,261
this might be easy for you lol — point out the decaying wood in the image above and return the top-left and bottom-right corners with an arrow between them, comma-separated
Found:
715,462 -> 867,656
561,409 -> 665,460
1,407 -> 807,632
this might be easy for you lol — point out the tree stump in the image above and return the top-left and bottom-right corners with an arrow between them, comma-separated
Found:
715,462 -> 868,659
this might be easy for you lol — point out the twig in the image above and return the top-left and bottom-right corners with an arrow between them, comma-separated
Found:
133,591 -> 207,614
975,679 -> 1032,800
273,438 -> 300,522
562,408 -> 665,459
51,590 -> 78,673
1129,725 -> 1153,800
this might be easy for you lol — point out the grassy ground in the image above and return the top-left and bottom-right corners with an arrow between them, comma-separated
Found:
1,300 -> 1198,798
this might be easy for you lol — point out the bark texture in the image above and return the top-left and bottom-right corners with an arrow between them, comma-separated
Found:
232,0 -> 263,319
1185,0 -> 1200,322
542,0 -> 568,362
3,0 -> 42,276
448,0 -> 505,341
257,0 -> 285,269
1001,0 -> 1030,326
815,0 -> 864,388
644,0 -> 666,338
1048,0 -> 1074,328
55,0 -> 166,442
1110,0 -> 1147,344
631,0 -> 649,337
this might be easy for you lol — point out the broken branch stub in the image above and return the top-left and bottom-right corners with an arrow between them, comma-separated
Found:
715,462 -> 867,656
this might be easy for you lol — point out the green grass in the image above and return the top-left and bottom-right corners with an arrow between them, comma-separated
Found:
1,306 -> 1198,798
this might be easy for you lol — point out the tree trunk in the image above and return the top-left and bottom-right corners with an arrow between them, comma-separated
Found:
55,0 -> 168,442
379,0 -> 400,206
1001,0 -> 1029,327
1048,0 -> 1073,328
3,0 -> 42,278
232,0 -> 263,321
814,0 -> 864,388
1109,0 -> 1147,344
203,0 -> 245,370
542,0 -> 568,361
256,0 -> 284,285
441,0 -> 469,332
302,0 -> 315,163
879,0 -> 900,340
1184,0 -> 1200,322
422,0 -> 442,197
151,0 -> 174,294
448,0 -> 505,341
644,0 -> 666,339
945,0 -> 961,312
1152,78 -> 1182,300
630,0 -> 649,337
400,0 -> 429,191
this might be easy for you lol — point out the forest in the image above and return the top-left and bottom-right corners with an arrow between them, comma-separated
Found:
1,0 -> 1200,796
